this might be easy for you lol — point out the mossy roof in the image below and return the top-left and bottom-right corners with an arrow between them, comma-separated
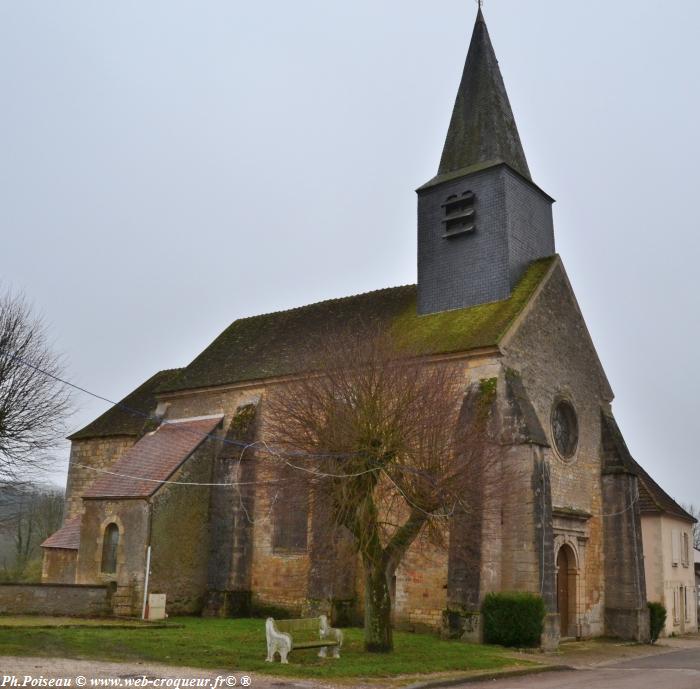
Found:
68,368 -> 181,440
159,257 -> 556,394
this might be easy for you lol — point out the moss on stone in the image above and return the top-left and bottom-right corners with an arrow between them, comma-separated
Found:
228,404 -> 257,440
390,257 -> 554,357
479,377 -> 497,401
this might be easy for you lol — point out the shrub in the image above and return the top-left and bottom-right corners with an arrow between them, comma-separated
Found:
648,601 -> 666,644
482,592 -> 545,648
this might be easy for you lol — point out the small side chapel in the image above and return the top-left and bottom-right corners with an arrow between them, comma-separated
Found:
44,8 -> 659,644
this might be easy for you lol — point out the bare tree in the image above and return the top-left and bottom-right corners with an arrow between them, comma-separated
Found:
682,503 -> 700,550
266,327 -> 492,652
0,290 -> 71,485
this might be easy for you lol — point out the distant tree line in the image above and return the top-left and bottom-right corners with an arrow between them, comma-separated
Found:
0,482 -> 64,582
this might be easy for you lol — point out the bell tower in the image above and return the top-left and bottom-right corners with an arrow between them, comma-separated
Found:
417,7 -> 555,314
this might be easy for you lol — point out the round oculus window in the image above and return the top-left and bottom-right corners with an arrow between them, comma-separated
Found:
552,399 -> 578,459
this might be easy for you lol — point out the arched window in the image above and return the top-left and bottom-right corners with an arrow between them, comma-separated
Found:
101,523 -> 120,574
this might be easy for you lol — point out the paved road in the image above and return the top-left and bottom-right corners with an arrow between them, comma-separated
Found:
5,649 -> 700,689
462,648 -> 700,689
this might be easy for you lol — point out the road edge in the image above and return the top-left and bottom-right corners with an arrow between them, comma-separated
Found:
402,663 -> 574,689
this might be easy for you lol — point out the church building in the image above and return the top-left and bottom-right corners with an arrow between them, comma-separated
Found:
43,8 -> 661,644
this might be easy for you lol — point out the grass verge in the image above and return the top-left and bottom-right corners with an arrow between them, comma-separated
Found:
0,616 -> 533,679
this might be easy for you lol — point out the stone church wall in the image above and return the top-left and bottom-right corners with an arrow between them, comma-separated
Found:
64,437 -> 135,520
393,530 -> 448,631
441,366 -> 555,642
158,354 -> 546,632
161,385 -> 318,615
499,445 -> 550,596
42,548 -> 77,584
501,261 -> 615,638
249,452 -> 311,614
602,470 -> 648,640
76,498 -> 150,616
149,440 -> 218,614
71,435 -> 220,617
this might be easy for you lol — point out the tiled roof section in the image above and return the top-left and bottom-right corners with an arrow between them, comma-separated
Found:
69,369 -> 182,440
160,256 -> 556,393
82,415 -> 223,499
633,459 -> 696,523
41,517 -> 81,550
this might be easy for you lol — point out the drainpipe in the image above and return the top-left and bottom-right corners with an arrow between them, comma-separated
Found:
142,545 -> 151,620
142,499 -> 154,620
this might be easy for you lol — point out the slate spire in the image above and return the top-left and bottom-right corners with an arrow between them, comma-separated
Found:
438,7 -> 531,180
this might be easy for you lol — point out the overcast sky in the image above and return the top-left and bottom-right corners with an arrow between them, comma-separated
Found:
1,1 -> 698,506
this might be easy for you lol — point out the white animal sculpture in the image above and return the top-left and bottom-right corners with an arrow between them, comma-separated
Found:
265,617 -> 292,664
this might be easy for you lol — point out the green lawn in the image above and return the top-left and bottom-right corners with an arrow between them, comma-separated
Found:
0,617 -> 532,680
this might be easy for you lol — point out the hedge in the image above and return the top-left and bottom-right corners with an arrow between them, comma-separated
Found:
648,601 -> 666,644
482,592 -> 545,647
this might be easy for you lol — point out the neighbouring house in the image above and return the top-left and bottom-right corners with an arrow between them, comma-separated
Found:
636,463 -> 698,636
695,548 -> 700,621
43,8 -> 662,644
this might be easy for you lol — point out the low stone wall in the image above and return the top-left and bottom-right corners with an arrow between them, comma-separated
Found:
0,583 -> 112,617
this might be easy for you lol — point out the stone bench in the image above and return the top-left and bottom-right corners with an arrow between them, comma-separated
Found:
265,615 -> 343,663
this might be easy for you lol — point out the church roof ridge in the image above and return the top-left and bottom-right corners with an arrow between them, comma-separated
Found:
157,256 -> 556,395
68,367 -> 182,441
438,7 -> 531,180
229,283 -> 417,324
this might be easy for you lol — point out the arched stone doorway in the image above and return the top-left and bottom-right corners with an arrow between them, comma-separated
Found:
556,543 -> 578,638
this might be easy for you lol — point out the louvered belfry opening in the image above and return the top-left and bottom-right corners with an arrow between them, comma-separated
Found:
442,191 -> 476,238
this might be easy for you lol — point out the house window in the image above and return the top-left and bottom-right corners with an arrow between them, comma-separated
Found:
683,532 -> 690,567
441,191 -> 475,238
672,529 -> 681,566
272,469 -> 309,552
101,523 -> 119,574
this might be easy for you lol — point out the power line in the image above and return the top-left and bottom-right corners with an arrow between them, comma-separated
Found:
74,462 -> 267,487
7,351 -> 361,463
7,351 -> 483,498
